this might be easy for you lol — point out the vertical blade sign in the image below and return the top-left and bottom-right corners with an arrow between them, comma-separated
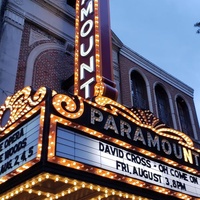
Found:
74,0 -> 118,100
74,0 -> 100,99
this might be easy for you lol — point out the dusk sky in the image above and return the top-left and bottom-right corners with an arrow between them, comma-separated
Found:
110,0 -> 200,122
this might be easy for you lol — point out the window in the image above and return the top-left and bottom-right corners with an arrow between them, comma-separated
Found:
155,84 -> 173,127
67,0 -> 75,8
176,96 -> 193,137
131,71 -> 149,110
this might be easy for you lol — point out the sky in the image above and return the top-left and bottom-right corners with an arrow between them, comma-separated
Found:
110,0 -> 200,123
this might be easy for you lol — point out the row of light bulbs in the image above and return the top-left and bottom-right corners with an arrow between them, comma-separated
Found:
0,172 -> 150,200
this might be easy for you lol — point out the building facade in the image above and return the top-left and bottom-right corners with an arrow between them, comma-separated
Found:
0,0 -> 200,199
114,43 -> 200,144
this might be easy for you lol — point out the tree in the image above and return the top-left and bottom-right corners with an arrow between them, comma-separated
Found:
194,22 -> 200,33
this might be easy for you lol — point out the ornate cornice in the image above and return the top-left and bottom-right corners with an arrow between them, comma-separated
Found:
3,9 -> 24,29
0,87 -> 56,135
120,45 -> 194,97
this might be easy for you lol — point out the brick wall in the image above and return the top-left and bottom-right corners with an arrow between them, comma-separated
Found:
33,49 -> 74,94
119,53 -> 200,140
15,22 -> 74,94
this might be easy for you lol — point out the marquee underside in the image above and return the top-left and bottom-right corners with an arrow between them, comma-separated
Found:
0,173 -> 149,200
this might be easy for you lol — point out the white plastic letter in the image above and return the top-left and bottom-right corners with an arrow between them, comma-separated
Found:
81,1 -> 93,21
80,77 -> 95,99
80,19 -> 93,37
80,35 -> 94,57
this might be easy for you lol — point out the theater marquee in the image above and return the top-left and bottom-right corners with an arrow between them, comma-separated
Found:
0,87 -> 200,199
0,115 -> 40,177
48,92 -> 200,199
0,0 -> 200,199
55,127 -> 200,197
0,87 -> 49,184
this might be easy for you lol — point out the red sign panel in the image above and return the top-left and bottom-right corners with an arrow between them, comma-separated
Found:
74,0 -> 118,100
74,0 -> 99,99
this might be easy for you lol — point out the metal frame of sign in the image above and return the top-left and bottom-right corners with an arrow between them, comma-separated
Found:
48,92 -> 200,199
0,87 -> 53,185
0,87 -> 199,199
74,0 -> 118,100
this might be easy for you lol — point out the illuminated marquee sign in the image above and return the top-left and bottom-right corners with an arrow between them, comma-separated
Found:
74,0 -> 97,99
0,116 -> 40,178
0,1 -> 198,199
74,0 -> 117,100
89,107 -> 200,170
0,86 -> 199,199
48,93 -> 200,199
56,127 -> 200,197
50,95 -> 200,171
0,86 -> 50,184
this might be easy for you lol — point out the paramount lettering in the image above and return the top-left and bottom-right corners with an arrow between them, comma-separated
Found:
90,107 -> 200,168
81,1 -> 93,21
77,0 -> 96,99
